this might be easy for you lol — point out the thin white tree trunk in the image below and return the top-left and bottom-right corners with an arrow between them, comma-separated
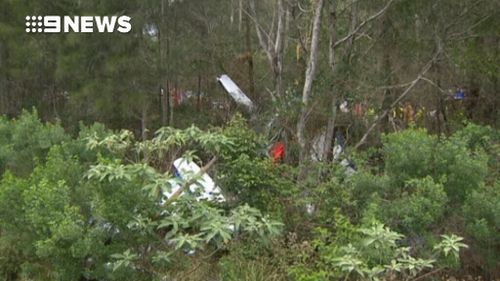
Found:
297,0 -> 325,160
322,0 -> 338,161
346,0 -> 358,61
141,105 -> 148,141
249,0 -> 287,99
323,0 -> 395,158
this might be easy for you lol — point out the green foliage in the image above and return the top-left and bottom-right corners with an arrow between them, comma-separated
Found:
378,177 -> 448,233
434,133 -> 489,202
302,125 -> 496,278
462,182 -> 500,269
463,183 -> 500,245
217,115 -> 297,215
219,251 -> 286,281
220,113 -> 266,159
0,115 -> 283,280
434,234 -> 468,260
451,122 -> 498,153
348,171 -> 392,211
289,222 -> 463,281
219,154 -> 296,213
383,128 -> 437,186
0,109 -> 69,176
0,145 -> 88,280
0,0 -> 498,278
382,127 -> 489,202
0,112 -> 497,280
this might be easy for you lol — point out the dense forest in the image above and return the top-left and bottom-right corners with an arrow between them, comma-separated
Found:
0,0 -> 499,280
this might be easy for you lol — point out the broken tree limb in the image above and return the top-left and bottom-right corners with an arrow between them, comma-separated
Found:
354,47 -> 442,150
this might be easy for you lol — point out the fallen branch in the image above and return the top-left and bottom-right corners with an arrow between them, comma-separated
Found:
354,47 -> 442,149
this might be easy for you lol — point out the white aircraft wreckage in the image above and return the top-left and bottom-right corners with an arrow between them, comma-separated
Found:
217,74 -> 255,112
162,157 -> 225,203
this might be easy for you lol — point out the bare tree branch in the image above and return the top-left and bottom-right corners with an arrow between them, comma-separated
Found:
275,0 -> 286,55
354,46 -> 443,149
248,1 -> 272,60
448,14 -> 492,41
333,0 -> 394,49
377,81 -> 414,90
444,0 -> 484,34
246,0 -> 287,98
421,76 -> 447,94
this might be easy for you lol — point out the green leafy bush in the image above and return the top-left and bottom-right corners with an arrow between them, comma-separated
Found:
289,221 -> 467,281
383,128 -> 437,186
217,114 -> 298,216
462,182 -> 500,269
379,177 -> 448,233
0,109 -> 69,176
0,115 -> 284,281
0,146 -> 88,280
382,127 -> 489,202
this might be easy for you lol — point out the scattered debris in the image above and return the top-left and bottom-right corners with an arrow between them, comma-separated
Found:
306,203 -> 315,215
340,100 -> 350,113
354,102 -> 364,118
270,141 -> 285,163
454,88 -> 465,100
310,131 -> 345,162
333,132 -> 345,161
340,159 -> 357,177
311,130 -> 327,161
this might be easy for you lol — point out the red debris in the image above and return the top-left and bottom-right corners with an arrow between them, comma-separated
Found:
270,142 -> 285,163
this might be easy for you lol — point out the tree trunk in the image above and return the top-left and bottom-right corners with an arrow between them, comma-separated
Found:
249,0 -> 287,99
322,0 -> 338,162
346,0 -> 358,62
159,0 -> 168,126
274,0 -> 286,100
141,105 -> 148,141
244,2 -> 256,99
197,74 -> 202,110
170,80 -> 176,126
297,0 -> 325,164
166,80 -> 170,126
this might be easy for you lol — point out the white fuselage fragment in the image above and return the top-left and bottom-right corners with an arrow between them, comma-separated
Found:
217,74 -> 255,112
162,158 -> 225,202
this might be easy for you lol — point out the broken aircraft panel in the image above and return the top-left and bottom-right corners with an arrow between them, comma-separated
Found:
217,74 -> 255,112
162,157 -> 225,203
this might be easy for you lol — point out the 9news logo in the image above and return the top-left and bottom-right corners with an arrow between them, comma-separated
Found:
25,15 -> 132,33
